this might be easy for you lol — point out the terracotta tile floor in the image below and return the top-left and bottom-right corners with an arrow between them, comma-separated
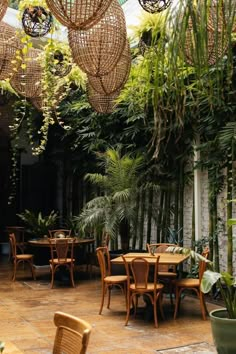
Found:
0,256 -> 219,353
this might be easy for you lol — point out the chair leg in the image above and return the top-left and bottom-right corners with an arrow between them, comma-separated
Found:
99,283 -> 106,315
70,266 -> 75,288
199,291 -> 207,320
12,260 -> 17,281
153,298 -> 158,328
125,291 -> 131,326
107,285 -> 112,309
174,287 -> 182,319
159,292 -> 165,320
29,261 -> 36,281
50,265 -> 55,289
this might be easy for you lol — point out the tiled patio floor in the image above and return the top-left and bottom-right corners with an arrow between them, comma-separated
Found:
0,255 -> 219,353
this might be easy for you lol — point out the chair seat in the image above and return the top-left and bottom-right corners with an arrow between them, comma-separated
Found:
130,283 -> 164,292
158,271 -> 177,278
175,278 -> 200,288
49,258 -> 75,264
104,275 -> 128,283
16,254 -> 34,260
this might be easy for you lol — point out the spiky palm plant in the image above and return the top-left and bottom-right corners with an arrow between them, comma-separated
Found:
77,148 -> 143,250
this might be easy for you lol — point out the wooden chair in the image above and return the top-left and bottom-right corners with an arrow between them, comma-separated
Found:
53,311 -> 92,354
87,232 -> 110,277
96,246 -> 128,315
146,243 -> 178,304
173,258 -> 208,320
48,238 -> 76,288
6,226 -> 26,261
122,255 -> 165,328
49,229 -> 72,238
9,233 -> 36,282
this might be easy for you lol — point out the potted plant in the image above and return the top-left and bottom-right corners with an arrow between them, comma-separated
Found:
77,148 -> 143,251
201,268 -> 236,354
17,209 -> 58,238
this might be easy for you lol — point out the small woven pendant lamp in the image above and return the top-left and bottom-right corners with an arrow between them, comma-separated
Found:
0,22 -> 23,81
22,6 -> 53,37
68,0 -> 127,76
10,48 -> 42,98
0,0 -> 8,21
87,83 -> 120,114
87,39 -> 131,95
46,0 -> 113,30
138,0 -> 172,14
184,0 -> 227,66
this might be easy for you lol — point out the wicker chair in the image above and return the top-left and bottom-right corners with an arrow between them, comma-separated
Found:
96,246 -> 128,315
146,243 -> 178,304
86,232 -> 110,277
53,311 -> 92,354
6,226 -> 26,261
9,233 -> 36,282
173,257 -> 208,320
48,238 -> 76,288
122,255 -> 164,328
49,229 -> 72,238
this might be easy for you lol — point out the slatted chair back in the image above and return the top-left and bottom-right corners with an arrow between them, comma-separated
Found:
53,311 -> 92,354
96,246 -> 111,278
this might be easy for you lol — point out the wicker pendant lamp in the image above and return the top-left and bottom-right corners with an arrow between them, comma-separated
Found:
46,0 -> 113,30
138,0 -> 172,14
10,49 -> 42,98
68,0 -> 127,76
0,0 -> 8,21
87,83 -> 120,113
29,96 -> 43,111
183,0 -> 227,66
87,39 -> 131,95
22,6 -> 53,37
0,22 -> 23,81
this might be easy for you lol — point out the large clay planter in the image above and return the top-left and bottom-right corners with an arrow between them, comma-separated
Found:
210,308 -> 236,354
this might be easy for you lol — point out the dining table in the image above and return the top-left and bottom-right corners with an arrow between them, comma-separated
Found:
28,237 -> 95,266
111,252 -> 189,266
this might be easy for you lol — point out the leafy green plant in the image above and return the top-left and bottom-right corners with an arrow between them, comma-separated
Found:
17,209 -> 58,237
201,270 -> 236,319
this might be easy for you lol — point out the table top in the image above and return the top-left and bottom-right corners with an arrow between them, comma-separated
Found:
111,252 -> 189,265
28,237 -> 95,247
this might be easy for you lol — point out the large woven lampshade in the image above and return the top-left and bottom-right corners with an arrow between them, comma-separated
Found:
68,0 -> 127,76
138,0 -> 172,13
183,0 -> 227,66
0,0 -> 7,21
46,0 -> 113,30
10,48 -> 42,98
87,83 -> 120,113
0,22 -> 23,80
87,39 -> 131,95
22,6 -> 53,37
29,96 -> 43,111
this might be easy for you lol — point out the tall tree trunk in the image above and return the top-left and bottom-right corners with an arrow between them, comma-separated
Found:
179,163 -> 184,247
132,191 -> 140,249
146,186 -> 153,244
227,159 -> 233,275
174,180 -> 179,233
138,189 -> 145,250
156,189 -> 164,242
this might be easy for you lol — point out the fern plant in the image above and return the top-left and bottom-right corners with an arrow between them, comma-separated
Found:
17,209 -> 58,237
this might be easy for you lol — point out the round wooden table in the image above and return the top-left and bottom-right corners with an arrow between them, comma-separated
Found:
28,237 -> 95,266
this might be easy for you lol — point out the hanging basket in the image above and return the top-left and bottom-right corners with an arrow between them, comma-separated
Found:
0,22 -> 23,81
45,0 -> 113,30
183,0 -> 228,66
68,0 -> 127,76
29,96 -> 43,111
51,50 -> 72,77
22,6 -> 53,37
87,39 -> 131,95
87,83 -> 120,114
138,0 -> 172,14
0,0 -> 8,21
10,48 -> 42,98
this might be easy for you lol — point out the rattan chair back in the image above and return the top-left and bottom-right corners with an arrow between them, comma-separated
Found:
53,311 -> 92,354
96,246 -> 111,278
0,0 -> 8,21
68,0 -> 127,76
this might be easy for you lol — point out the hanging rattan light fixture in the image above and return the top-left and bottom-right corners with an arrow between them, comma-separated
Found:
45,0 -> 113,30
183,0 -> 228,66
87,39 -> 131,95
10,48 -> 42,98
0,22 -> 23,81
87,83 -> 120,114
68,0 -> 127,76
51,50 -> 72,77
138,0 -> 172,14
22,6 -> 53,37
0,0 -> 8,21
29,96 -> 43,111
